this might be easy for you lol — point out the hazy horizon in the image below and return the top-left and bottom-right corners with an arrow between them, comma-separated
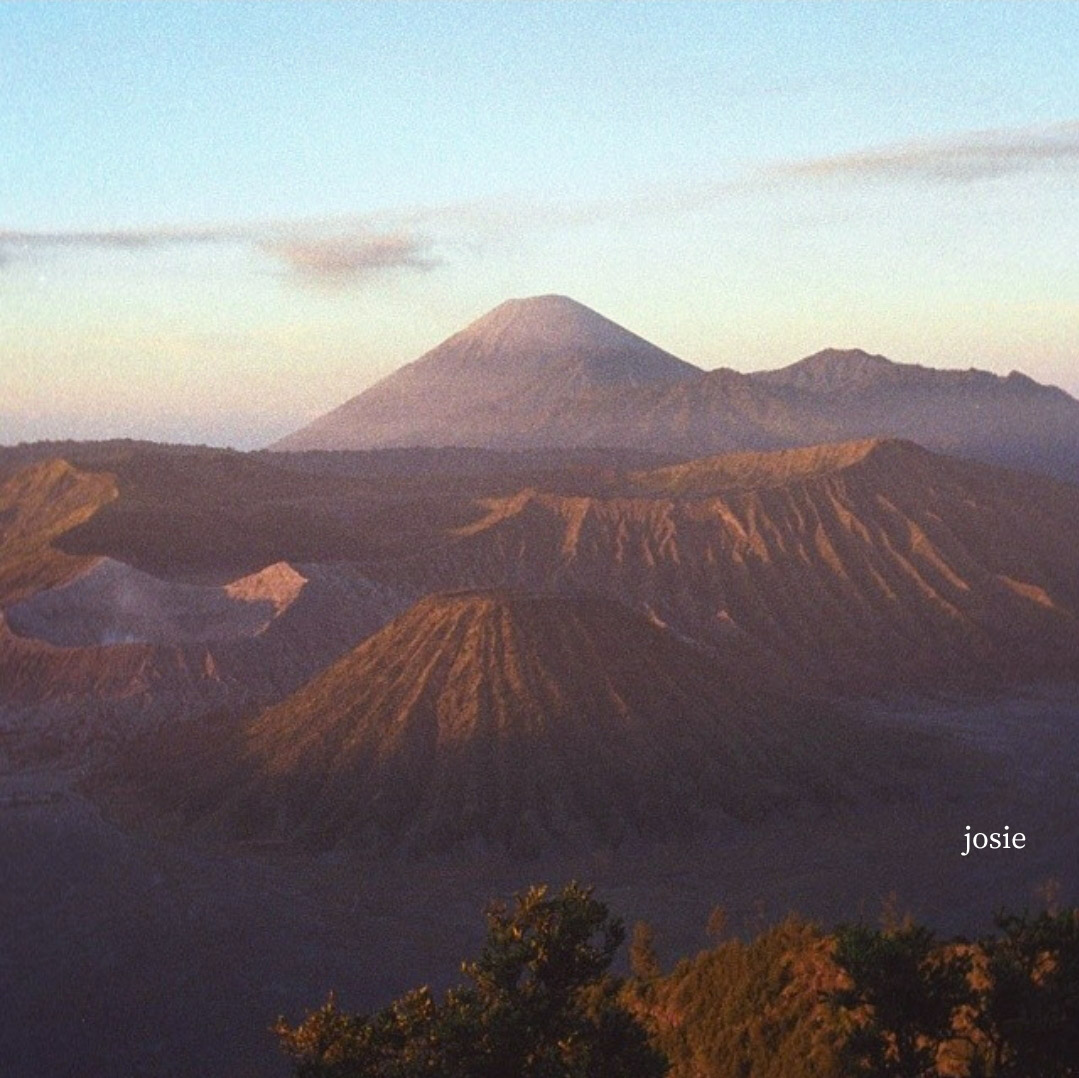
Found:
4,1 -> 1079,448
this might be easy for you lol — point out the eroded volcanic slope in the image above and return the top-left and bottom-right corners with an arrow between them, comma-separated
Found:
0,458 -> 117,604
380,439 -> 1079,692
131,591 -> 895,856
8,436 -> 1076,740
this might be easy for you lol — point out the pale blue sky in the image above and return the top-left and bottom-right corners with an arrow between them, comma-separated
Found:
3,1 -> 1079,446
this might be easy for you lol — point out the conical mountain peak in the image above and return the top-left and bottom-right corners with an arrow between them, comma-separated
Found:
461,294 -> 644,349
272,295 -> 699,450
438,293 -> 699,382
474,293 -> 595,323
154,589 -> 870,854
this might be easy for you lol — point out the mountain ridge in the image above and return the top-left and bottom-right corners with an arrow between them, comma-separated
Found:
270,296 -> 1079,480
377,438 -> 1079,692
0,458 -> 118,605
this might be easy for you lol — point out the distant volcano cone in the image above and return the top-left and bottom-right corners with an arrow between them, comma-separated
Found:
271,295 -> 699,451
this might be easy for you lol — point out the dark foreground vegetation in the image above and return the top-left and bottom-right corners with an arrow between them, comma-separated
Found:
277,883 -> 1079,1078
275,883 -> 667,1078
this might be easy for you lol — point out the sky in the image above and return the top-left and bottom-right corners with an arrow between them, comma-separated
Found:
3,1 -> 1079,448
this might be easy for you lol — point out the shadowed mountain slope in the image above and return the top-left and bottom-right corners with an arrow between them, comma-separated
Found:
0,458 -> 412,743
28,443 -> 519,579
272,300 -> 1079,479
378,440 -> 1079,692
130,591 -> 894,856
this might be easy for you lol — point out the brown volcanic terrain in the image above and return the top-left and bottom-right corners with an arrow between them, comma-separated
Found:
380,439 -> 1079,692
0,560 -> 409,756
0,442 -> 675,583
0,459 -> 117,604
0,432 -> 1077,1077
121,590 -> 904,856
17,442 -> 540,579
0,457 -> 413,748
272,297 -> 1079,480
2,437 -> 1076,748
0,614 -> 230,717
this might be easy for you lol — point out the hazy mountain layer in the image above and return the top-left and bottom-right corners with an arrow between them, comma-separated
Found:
750,349 -> 1079,478
272,298 -> 1079,479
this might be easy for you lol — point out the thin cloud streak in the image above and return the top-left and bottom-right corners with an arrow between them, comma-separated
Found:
354,119 -> 1079,236
0,226 -> 244,250
3,118 -> 1077,282
0,222 -> 441,285
770,121 -> 1079,184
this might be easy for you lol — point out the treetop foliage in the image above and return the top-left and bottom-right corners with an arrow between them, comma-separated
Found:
276,882 -> 667,1078
277,888 -> 1079,1078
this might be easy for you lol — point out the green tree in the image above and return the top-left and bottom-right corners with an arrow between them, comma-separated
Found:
276,882 -> 668,1078
644,914 -> 845,1078
971,909 -> 1079,1077
830,921 -> 971,1078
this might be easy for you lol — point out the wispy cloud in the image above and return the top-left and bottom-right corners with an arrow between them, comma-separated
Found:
0,222 -> 440,285
260,232 -> 440,283
0,225 -> 241,251
4,119 -> 1077,283
770,121 -> 1079,184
